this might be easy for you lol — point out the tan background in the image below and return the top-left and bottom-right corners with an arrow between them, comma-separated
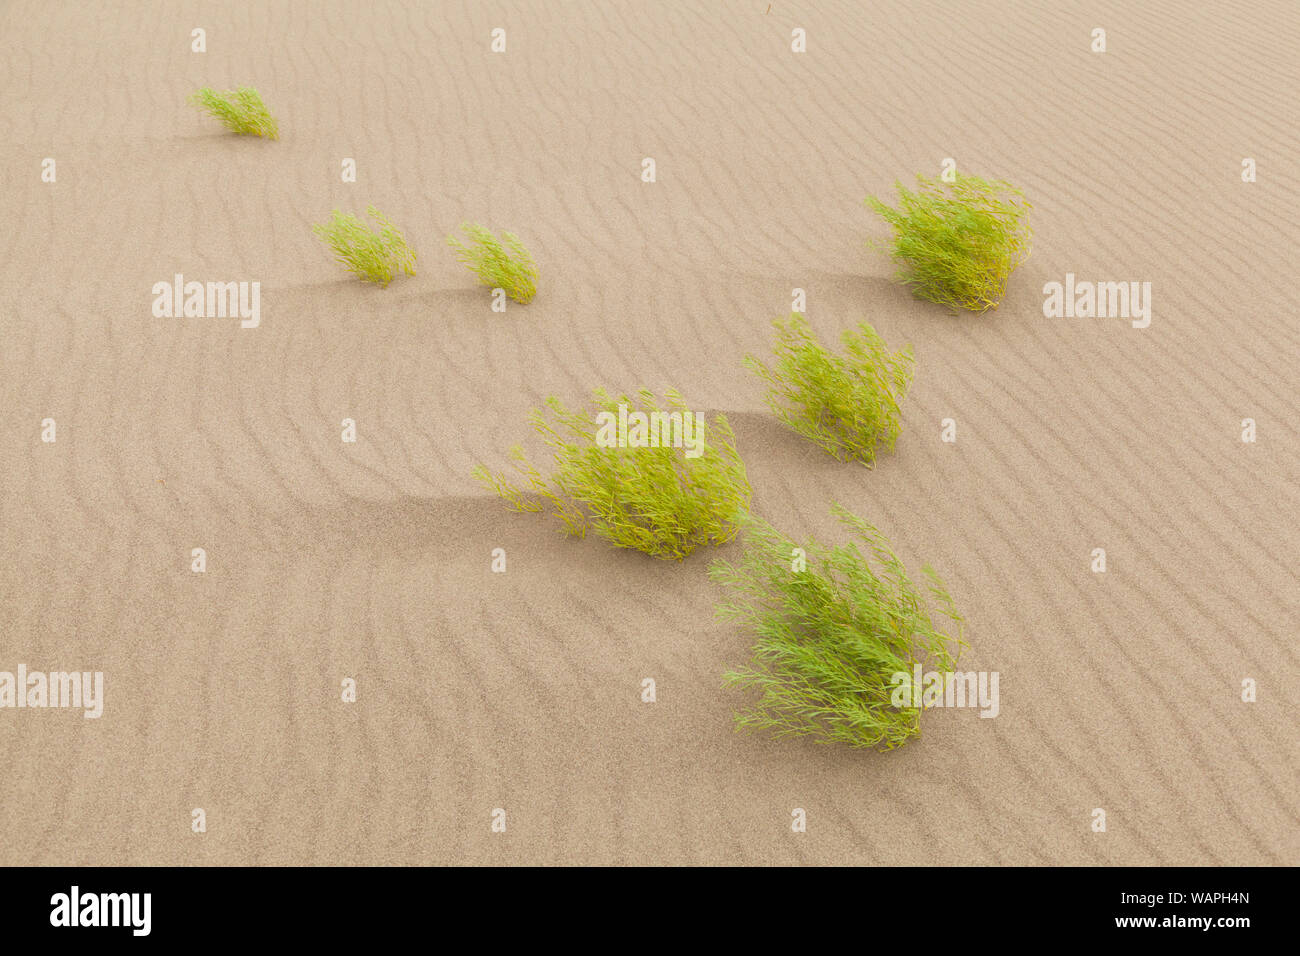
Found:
1,0 -> 1296,865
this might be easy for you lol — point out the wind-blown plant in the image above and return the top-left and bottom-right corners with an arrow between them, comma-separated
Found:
447,223 -> 538,304
188,87 -> 279,139
710,506 -> 964,750
312,206 -> 417,285
474,388 -> 750,560
744,314 -> 913,466
865,172 -> 1032,312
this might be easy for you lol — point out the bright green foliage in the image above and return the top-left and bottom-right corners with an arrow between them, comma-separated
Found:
865,173 -> 1032,312
745,314 -> 913,467
710,505 -> 964,750
474,388 -> 751,560
312,206 -> 417,286
188,87 -> 280,140
447,223 -> 538,304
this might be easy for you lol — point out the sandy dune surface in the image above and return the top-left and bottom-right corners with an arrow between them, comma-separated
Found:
1,0 -> 1297,865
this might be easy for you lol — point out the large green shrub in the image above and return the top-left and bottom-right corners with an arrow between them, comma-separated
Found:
188,87 -> 279,139
865,172 -> 1031,312
474,388 -> 750,560
312,206 -> 417,285
447,223 -> 538,304
744,314 -> 912,466
710,506 -> 964,750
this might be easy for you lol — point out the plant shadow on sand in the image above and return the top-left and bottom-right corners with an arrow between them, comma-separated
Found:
724,409 -> 905,477
288,494 -> 725,564
805,271 -> 1026,329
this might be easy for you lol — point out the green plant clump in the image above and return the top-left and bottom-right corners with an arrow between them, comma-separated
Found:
745,314 -> 913,466
312,206 -> 417,286
188,87 -> 280,140
710,506 -> 964,750
447,223 -> 538,304
474,388 -> 751,560
865,172 -> 1032,312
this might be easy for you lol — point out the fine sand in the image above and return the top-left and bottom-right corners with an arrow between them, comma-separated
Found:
1,0 -> 1297,865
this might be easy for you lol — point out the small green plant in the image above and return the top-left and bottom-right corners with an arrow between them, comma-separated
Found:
710,506 -> 965,750
447,223 -> 538,304
865,172 -> 1032,312
744,314 -> 913,467
188,87 -> 279,139
312,206 -> 417,285
474,388 -> 750,560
